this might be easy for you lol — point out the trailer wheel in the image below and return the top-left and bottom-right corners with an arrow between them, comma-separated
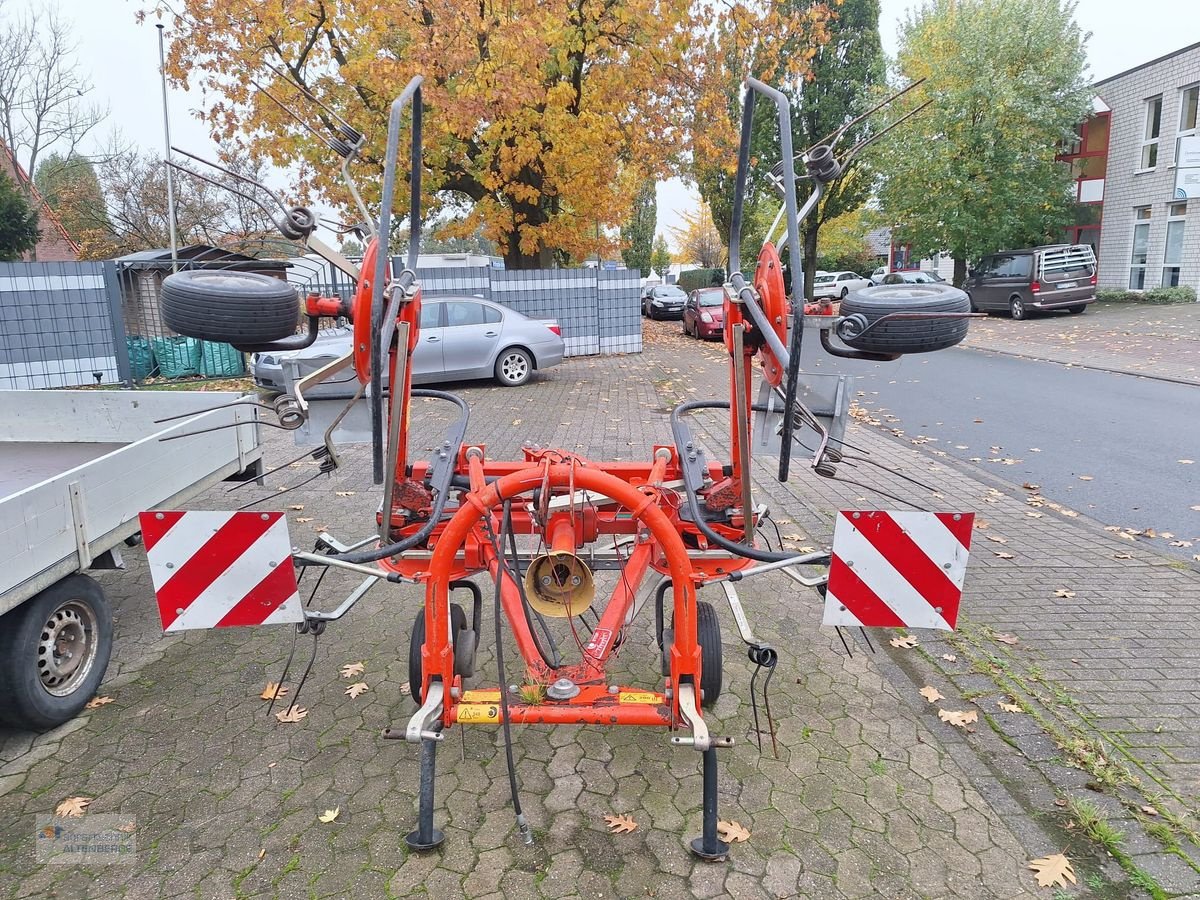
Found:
0,575 -> 113,731
160,270 -> 300,345
408,603 -> 467,705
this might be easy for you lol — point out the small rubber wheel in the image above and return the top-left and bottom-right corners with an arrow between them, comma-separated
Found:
408,603 -> 467,705
840,283 -> 971,354
494,348 -> 533,386
1067,304 -> 1086,315
0,575 -> 113,730
696,600 -> 722,708
1009,296 -> 1027,320
160,270 -> 299,345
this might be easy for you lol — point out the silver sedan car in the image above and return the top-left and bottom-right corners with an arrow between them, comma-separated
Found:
252,297 -> 565,397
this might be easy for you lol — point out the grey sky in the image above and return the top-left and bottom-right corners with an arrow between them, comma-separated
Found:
42,0 -> 1200,249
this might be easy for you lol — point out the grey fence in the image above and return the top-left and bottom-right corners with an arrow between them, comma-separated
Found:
0,261 -> 130,390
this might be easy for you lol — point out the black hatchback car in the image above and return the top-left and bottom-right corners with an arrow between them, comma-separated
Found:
965,244 -> 1097,319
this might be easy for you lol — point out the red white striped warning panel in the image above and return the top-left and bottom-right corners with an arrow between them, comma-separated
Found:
137,511 -> 303,632
823,510 -> 973,631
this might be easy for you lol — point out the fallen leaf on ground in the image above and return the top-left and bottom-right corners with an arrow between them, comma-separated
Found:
993,551 -> 1015,559
718,820 -> 751,842
115,821 -> 136,833
1028,853 -> 1075,888
318,807 -> 340,823
1053,590 -> 1076,599
1170,540 -> 1193,548
942,653 -> 957,662
986,535 -> 1009,544
344,682 -> 369,699
260,682 -> 288,701
973,519 -> 991,530
1118,532 -> 1136,542
340,662 -> 365,678
938,709 -> 978,728
1141,805 -> 1159,816
296,517 -> 313,523
1026,511 -> 1044,518
998,702 -> 1023,713
889,635 -> 918,649
919,686 -> 944,703
399,682 -> 412,696
1191,505 -> 1200,511
85,696 -> 114,709
782,533 -> 806,541
1022,483 -> 1040,490
1061,510 -> 1079,518
55,797 -> 91,817
1180,460 -> 1194,465
1029,448 -> 1042,452
603,814 -> 638,834
275,706 -> 308,724
1114,552 -> 1133,559
1078,475 -> 1093,481
257,848 -> 266,860
994,633 -> 1020,645
336,490 -> 357,496
289,504 -> 304,511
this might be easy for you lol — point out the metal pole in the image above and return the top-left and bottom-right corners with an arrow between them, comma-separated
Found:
156,25 -> 179,273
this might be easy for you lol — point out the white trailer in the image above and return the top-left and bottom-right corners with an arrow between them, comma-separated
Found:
0,390 -> 262,729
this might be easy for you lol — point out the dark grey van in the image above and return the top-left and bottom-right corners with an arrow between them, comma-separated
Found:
966,244 -> 1097,319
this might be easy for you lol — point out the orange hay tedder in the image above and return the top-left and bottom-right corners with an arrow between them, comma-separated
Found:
140,75 -> 978,860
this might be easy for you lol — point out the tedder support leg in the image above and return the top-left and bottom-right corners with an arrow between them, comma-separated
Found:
405,736 -> 445,851
689,747 -> 730,861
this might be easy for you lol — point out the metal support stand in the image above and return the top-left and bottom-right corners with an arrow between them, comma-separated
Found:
689,748 -> 730,861
404,736 -> 446,851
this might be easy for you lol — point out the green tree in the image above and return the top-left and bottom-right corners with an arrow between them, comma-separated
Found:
0,169 -> 39,260
778,0 -> 885,298
34,153 -> 113,259
874,0 -> 1090,285
650,234 -> 672,276
621,179 -> 656,277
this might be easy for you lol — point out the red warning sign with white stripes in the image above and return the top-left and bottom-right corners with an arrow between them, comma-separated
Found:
138,510 -> 304,632
823,510 -> 973,631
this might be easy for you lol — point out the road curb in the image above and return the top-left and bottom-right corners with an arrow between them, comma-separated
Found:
961,342 -> 1200,387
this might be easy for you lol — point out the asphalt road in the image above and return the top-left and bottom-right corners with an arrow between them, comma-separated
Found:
803,342 -> 1200,561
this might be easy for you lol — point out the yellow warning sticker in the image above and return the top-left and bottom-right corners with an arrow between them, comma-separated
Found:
456,704 -> 500,724
460,690 -> 502,703
618,691 -> 662,705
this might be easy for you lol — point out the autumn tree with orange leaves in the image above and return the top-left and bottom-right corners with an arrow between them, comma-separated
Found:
150,0 -> 834,268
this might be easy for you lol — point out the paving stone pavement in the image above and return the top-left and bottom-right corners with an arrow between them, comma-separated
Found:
960,301 -> 1200,385
0,317 -> 1183,898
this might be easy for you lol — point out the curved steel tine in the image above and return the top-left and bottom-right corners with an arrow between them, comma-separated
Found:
251,79 -> 341,154
168,161 -> 288,226
158,419 -> 299,442
153,396 -> 273,424
262,62 -> 360,138
810,77 -> 927,152
225,447 -> 321,493
170,146 -> 292,216
837,99 -> 934,167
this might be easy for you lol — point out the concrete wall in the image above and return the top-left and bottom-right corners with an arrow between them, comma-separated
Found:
1095,45 -> 1200,292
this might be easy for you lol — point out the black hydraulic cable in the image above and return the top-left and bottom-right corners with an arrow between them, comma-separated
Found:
491,501 -> 533,844
328,389 -> 469,564
502,504 -> 560,668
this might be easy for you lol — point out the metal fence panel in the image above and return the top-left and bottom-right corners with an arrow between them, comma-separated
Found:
0,261 -> 123,390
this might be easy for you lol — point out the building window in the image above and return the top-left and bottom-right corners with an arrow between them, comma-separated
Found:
1140,96 -> 1162,170
1162,202 -> 1187,287
1129,207 -> 1151,290
1178,85 -> 1199,163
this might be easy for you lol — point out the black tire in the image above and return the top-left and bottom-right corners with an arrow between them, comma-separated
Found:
1067,304 -> 1086,315
160,270 -> 300,345
840,287 -> 849,299
408,603 -> 467,705
1009,295 -> 1028,320
839,283 -> 971,354
967,292 -> 980,313
697,600 -> 722,708
494,347 -> 533,386
0,576 -> 112,730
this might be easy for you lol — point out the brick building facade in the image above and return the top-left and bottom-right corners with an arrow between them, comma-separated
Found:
0,141 -> 80,262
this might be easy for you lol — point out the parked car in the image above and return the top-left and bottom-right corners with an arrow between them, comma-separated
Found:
641,284 -> 688,319
869,266 -> 887,284
251,297 -> 564,395
881,270 -> 946,285
682,287 -> 725,339
812,270 -> 871,299
965,244 -> 1097,319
